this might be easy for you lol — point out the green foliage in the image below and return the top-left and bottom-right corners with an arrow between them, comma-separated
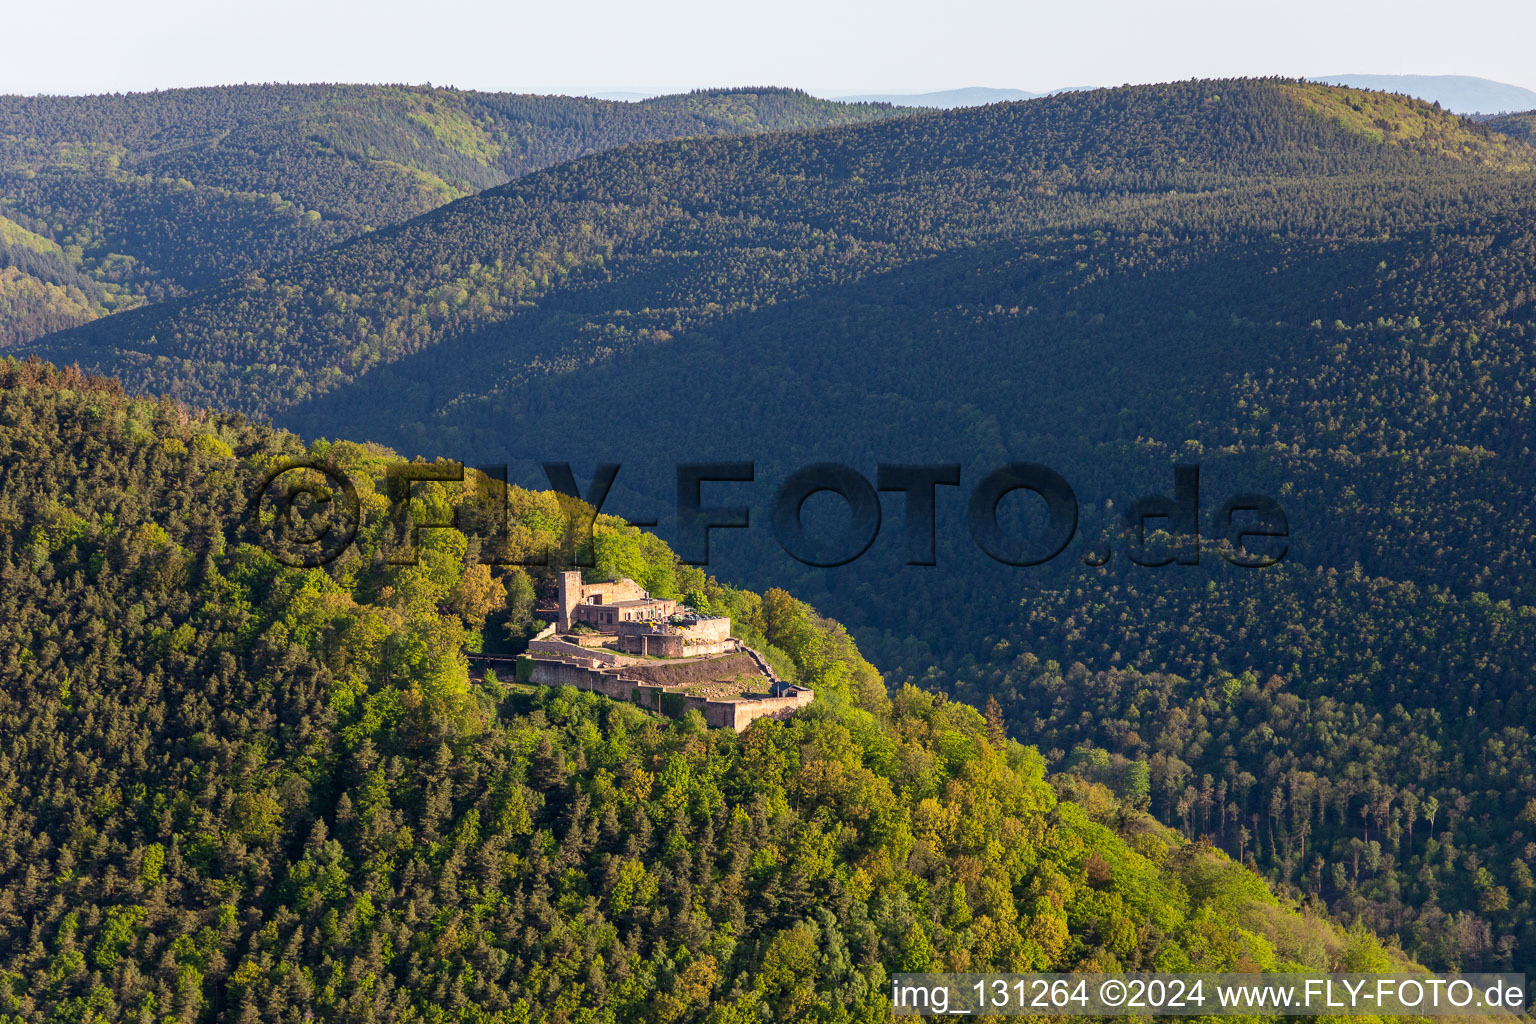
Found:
593,521 -> 705,600
38,76 -> 1528,974
1478,108 -> 1536,144
11,72 -> 1534,997
28,77 -> 1536,430
0,361 -> 1409,1021
0,85 -> 911,346
1281,82 -> 1533,166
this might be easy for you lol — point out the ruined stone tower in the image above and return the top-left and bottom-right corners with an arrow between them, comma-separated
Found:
557,570 -> 583,632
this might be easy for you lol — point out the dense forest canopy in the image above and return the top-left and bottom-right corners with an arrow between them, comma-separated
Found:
17,77 -> 1536,976
0,83 -> 912,346
26,78 -> 1534,416
0,358 -> 1419,1023
1484,108 -> 1536,144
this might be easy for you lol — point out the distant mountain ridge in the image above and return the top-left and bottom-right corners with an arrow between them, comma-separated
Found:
833,87 -> 1042,107
1312,73 -> 1536,113
0,84 -> 914,346
31,77 -> 1532,424
832,85 -> 1095,108
835,76 -> 1536,113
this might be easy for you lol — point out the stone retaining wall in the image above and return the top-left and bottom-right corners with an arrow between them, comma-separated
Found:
619,653 -> 761,687
521,653 -> 813,733
526,637 -> 631,666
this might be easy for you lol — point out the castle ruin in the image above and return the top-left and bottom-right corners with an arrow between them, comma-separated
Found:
500,572 -> 813,732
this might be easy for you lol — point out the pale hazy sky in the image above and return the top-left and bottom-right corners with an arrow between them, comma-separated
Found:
3,0 -> 1533,97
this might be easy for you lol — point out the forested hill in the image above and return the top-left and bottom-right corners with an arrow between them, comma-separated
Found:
0,84 -> 911,346
1485,109 -> 1536,143
23,77 -> 1536,972
26,78 -> 1532,417
0,358 -> 1414,1022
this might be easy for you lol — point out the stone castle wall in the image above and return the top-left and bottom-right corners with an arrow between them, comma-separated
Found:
521,654 -> 812,733
526,637 -> 631,666
615,632 -> 738,658
528,658 -> 644,702
716,688 -> 816,731
682,618 -> 731,643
